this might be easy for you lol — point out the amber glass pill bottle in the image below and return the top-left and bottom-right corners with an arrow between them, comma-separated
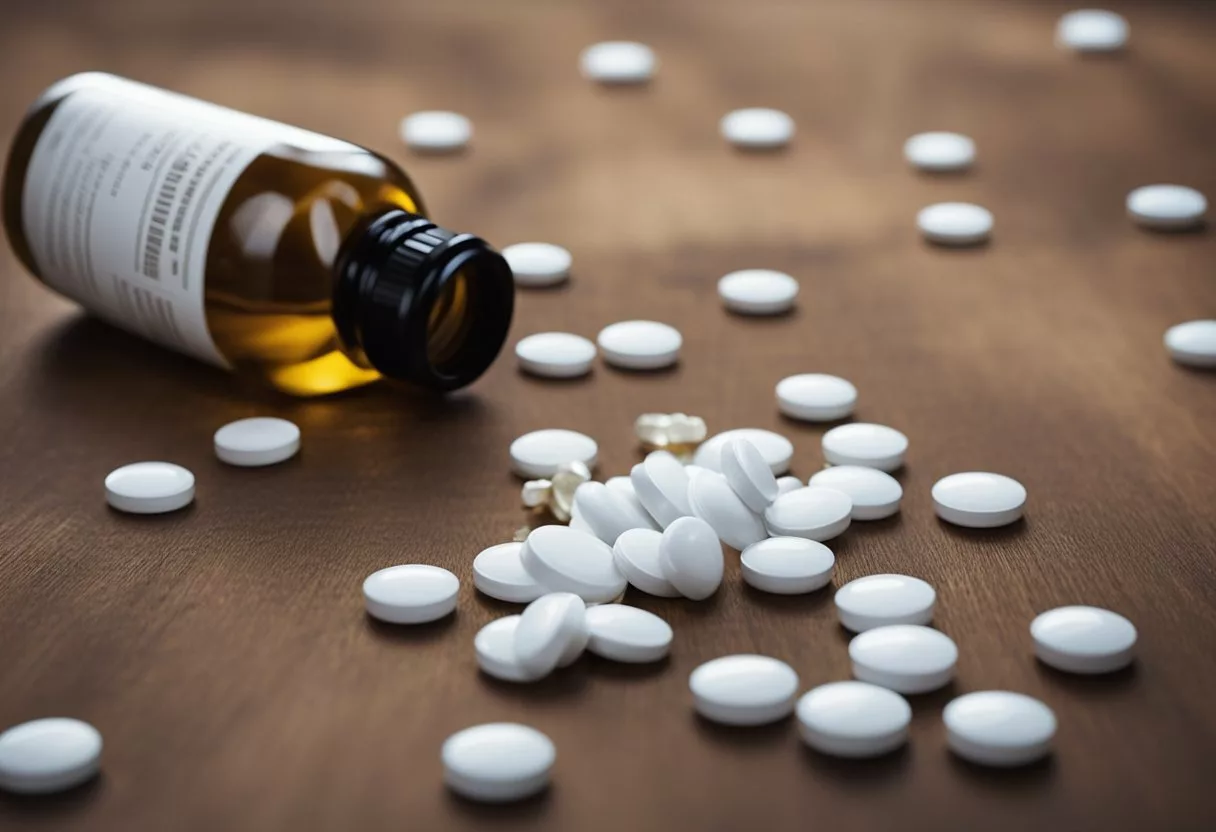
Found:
2,73 -> 514,396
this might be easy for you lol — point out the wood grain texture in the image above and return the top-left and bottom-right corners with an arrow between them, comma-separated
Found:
1,0 -> 1215,829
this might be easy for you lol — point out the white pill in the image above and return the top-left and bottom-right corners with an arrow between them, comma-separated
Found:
442,723 -> 555,802
835,574 -> 936,633
213,417 -> 300,467
509,429 -> 598,478
689,655 -> 800,726
720,108 -> 795,150
776,476 -> 803,495
796,682 -> 911,759
917,202 -> 993,246
932,472 -> 1026,528
721,438 -> 780,513
514,593 -> 588,676
104,461 -> 195,514
944,692 -> 1056,767
585,604 -> 673,663
808,466 -> 902,520
363,564 -> 459,624
904,131 -> 975,172
630,451 -> 693,528
515,333 -> 595,378
612,528 -> 680,598
1031,605 -> 1137,674
579,41 -> 656,84
400,111 -> 471,153
849,625 -> 958,694
474,615 -> 542,683
0,718 -> 102,795
775,374 -> 857,422
740,537 -> 835,595
597,320 -> 682,370
503,242 -> 572,288
1056,9 -> 1128,52
694,428 -> 794,475
822,423 -> 908,472
605,476 -> 660,530
520,525 -> 626,603
687,467 -> 767,551
717,270 -> 799,315
573,482 -> 641,546
1126,185 -> 1207,231
1165,320 -> 1216,368
764,487 -> 853,542
659,516 -> 724,600
473,542 -> 547,604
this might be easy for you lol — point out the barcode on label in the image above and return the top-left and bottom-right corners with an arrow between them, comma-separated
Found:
140,154 -> 190,280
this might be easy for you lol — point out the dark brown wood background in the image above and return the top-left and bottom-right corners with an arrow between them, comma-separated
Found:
1,1 -> 1214,829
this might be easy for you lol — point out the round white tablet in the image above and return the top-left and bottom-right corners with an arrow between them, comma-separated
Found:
849,625 -> 958,694
579,41 -> 656,84
1165,320 -> 1216,368
573,482 -> 641,546
613,528 -> 680,597
688,468 -> 767,551
717,270 -> 799,315
764,487 -> 853,542
503,242 -> 572,288
1056,9 -> 1128,52
442,723 -> 555,802
605,476 -> 660,530
473,542 -> 547,604
796,682 -> 911,758
509,429 -> 598,478
776,476 -> 804,495
514,593 -> 588,676
631,451 -> 693,528
659,516 -> 724,600
1031,605 -> 1137,674
822,423 -> 908,472
932,472 -> 1026,528
776,374 -> 857,422
944,692 -> 1056,767
214,417 -> 300,467
740,537 -> 835,595
474,615 -> 542,683
104,461 -> 195,515
520,525 -> 626,603
904,132 -> 975,172
808,466 -> 902,520
694,428 -> 794,475
1126,185 -> 1207,231
720,108 -> 794,150
400,111 -> 471,153
363,564 -> 459,624
0,718 -> 102,795
515,333 -> 596,378
689,655 -> 800,726
917,202 -> 993,246
597,320 -> 682,370
721,438 -> 780,513
585,605 -> 673,663
835,574 -> 935,632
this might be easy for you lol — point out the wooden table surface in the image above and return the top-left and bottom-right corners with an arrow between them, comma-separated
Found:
2,1 -> 1215,829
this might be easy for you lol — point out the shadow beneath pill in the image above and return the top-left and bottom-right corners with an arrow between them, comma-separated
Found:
1174,362 -> 1216,379
515,371 -> 594,388
905,682 -> 960,717
798,743 -> 911,786
105,502 -> 199,526
846,514 -> 905,537
914,167 -> 976,179
724,306 -> 800,322
693,714 -> 793,749
0,775 -> 105,820
921,238 -> 992,252
728,145 -> 792,157
1136,221 -> 1207,235
741,583 -> 832,616
935,517 -> 1027,542
446,785 -> 552,820
1035,662 -> 1139,697
585,653 -> 670,681
947,752 -> 1056,790
777,413 -> 851,434
479,667 -> 590,702
364,614 -> 458,645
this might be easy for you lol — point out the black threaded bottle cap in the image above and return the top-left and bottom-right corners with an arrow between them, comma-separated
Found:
333,209 -> 514,391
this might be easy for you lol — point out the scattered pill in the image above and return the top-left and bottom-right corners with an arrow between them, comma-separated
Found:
400,111 -> 471,153
514,593 -> 588,676
573,482 -> 643,546
515,333 -> 596,378
689,655 -> 800,726
776,476 -> 804,495
694,428 -> 794,475
1031,605 -> 1137,674
363,564 -> 459,624
597,320 -> 682,370
579,41 -> 656,84
613,528 -> 680,598
1164,320 -> 1216,368
442,723 -> 555,802
835,574 -> 936,633
659,516 -> 724,600
473,542 -> 547,604
849,625 -> 958,694
509,429 -> 598,478
721,438 -> 780,513
822,423 -> 908,472
717,269 -> 799,315
631,451 -> 694,528
520,480 -> 551,509
503,242 -> 572,288
917,202 -> 993,246
720,108 -> 794,150
104,461 -> 195,515
808,466 -> 902,520
213,417 -> 300,467
764,487 -> 853,542
740,537 -> 835,595
1056,9 -> 1128,52
796,682 -> 911,759
775,374 -> 857,422
1126,185 -> 1207,230
687,467 -> 767,551
944,692 -> 1056,767
635,412 -> 707,455
585,605 -> 673,663
520,525 -> 626,603
605,476 -> 661,530
904,131 -> 975,172
932,472 -> 1026,528
474,615 -> 542,683
0,718 -> 102,795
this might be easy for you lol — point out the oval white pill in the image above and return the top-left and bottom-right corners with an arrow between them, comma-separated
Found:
717,269 -> 798,315
720,108 -> 794,150
514,593 -> 588,676
796,682 -> 911,758
400,111 -> 471,153
932,472 -> 1026,528
509,429 -> 598,478
1126,185 -> 1207,231
944,692 -> 1056,767
572,482 -> 639,546
597,320 -> 682,370
1031,605 -> 1137,674
104,461 -> 195,514
835,574 -> 936,632
612,528 -> 680,598
849,625 -> 958,694
917,202 -> 993,246
776,476 -> 803,495
694,428 -> 794,475
214,417 -> 300,467
515,332 -> 596,378
363,564 -> 459,624
605,476 -> 660,530
740,537 -> 835,595
808,466 -> 902,520
904,131 -> 975,172
474,615 -> 542,683
520,525 -> 626,603
442,723 -> 555,802
1056,9 -> 1128,52
690,655 -> 800,726
659,516 -> 724,600
721,438 -> 780,513
1164,320 -> 1216,368
764,487 -> 853,542
0,718 -> 102,795
473,542 -> 547,604
503,242 -> 572,288
585,604 -> 673,663
776,374 -> 857,422
688,468 -> 767,552
631,451 -> 693,529
579,41 -> 656,84
822,423 -> 908,472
